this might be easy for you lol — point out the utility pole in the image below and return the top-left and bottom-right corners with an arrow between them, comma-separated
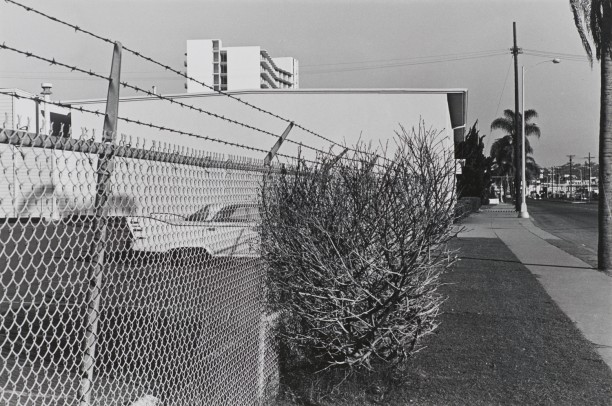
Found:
584,153 -> 594,199
512,22 -> 522,211
568,155 -> 575,199
551,166 -> 554,196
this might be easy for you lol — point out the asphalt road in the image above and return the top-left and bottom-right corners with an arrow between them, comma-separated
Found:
527,199 -> 598,268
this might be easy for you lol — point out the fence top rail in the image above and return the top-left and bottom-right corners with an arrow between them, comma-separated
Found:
0,128 -> 288,174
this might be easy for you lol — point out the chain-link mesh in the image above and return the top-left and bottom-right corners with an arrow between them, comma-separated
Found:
0,128 -> 278,405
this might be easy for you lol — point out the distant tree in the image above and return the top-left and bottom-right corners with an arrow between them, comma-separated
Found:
490,109 -> 541,200
570,0 -> 612,272
456,121 -> 494,200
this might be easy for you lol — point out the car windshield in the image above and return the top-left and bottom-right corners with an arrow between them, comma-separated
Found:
211,205 -> 260,223
185,206 -> 213,222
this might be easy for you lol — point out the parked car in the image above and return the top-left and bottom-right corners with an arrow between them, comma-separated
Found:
125,203 -> 261,258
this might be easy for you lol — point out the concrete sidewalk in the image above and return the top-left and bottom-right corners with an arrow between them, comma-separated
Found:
458,202 -> 612,370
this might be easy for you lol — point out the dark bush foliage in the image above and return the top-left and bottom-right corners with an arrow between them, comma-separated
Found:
454,197 -> 481,222
456,122 -> 494,201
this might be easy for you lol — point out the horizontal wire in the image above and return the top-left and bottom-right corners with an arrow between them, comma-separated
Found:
0,90 -> 296,159
301,49 -> 509,68
522,48 -> 590,59
304,52 -> 508,74
522,50 -> 590,62
0,42 -> 347,160
3,0 -> 357,155
1,90 -> 389,168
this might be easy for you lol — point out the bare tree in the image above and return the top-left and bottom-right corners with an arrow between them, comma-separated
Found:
260,122 -> 457,371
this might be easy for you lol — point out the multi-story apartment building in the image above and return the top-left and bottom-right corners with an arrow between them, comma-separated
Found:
185,39 -> 299,93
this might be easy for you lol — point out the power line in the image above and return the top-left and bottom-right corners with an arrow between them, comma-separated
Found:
303,51 -> 508,74
522,48 -> 590,62
494,56 -> 513,119
301,49 -> 509,68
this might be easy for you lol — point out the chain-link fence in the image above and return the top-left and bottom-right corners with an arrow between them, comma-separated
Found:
0,127 -> 279,405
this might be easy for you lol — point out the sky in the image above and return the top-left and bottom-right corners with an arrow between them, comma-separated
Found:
0,0 -> 600,168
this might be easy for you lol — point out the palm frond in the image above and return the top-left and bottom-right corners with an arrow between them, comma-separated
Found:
524,109 -> 538,122
570,0 -> 594,64
525,123 -> 541,138
490,117 -> 514,134
524,138 -> 534,155
592,1 -> 604,60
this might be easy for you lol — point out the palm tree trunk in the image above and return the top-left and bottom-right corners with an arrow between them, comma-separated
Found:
598,50 -> 612,271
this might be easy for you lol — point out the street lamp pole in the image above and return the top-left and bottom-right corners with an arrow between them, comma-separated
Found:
519,59 -> 560,219
519,65 -> 529,218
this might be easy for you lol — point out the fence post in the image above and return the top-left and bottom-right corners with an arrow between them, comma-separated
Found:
264,122 -> 293,166
79,41 -> 122,406
257,122 -> 293,403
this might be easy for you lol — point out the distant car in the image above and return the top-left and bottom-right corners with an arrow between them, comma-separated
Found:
125,203 -> 261,258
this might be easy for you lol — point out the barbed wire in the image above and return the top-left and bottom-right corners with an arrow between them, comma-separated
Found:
0,43 -> 366,164
0,42 -> 111,81
0,90 -> 323,164
1,90 -> 396,170
4,0 -> 361,155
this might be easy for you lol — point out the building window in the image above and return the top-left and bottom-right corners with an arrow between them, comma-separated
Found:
221,52 -> 227,63
221,65 -> 227,74
221,77 -> 227,85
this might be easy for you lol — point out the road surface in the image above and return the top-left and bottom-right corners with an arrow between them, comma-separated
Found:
526,199 -> 598,268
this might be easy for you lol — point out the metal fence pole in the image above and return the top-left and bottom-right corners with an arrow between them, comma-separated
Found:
79,41 -> 122,406
257,122 -> 294,402
264,122 -> 293,166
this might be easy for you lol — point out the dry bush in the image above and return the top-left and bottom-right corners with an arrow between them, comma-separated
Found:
260,123 -> 457,372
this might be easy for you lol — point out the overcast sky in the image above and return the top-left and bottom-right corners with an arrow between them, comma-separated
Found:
0,0 -> 599,167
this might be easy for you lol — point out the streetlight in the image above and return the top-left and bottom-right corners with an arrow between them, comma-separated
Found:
519,58 -> 561,218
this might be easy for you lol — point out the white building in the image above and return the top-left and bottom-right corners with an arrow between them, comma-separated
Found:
185,39 -> 299,93
0,88 -> 467,219
0,87 -> 70,135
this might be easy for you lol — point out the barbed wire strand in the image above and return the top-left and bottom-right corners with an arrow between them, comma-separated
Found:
3,90 -> 398,171
0,42 -> 347,160
4,0 -> 360,155
0,90 -> 326,165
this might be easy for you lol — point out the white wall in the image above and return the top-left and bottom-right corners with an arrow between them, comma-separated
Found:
186,40 -> 214,93
0,89 -> 70,133
69,89 -> 461,163
226,47 -> 261,92
2,89 -> 465,219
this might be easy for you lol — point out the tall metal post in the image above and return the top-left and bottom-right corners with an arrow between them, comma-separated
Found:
519,66 -> 529,218
568,154 -> 575,199
512,22 -> 522,211
551,167 -> 555,196
585,153 -> 594,198
79,42 -> 122,406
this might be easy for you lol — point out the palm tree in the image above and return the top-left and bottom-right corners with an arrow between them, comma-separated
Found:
490,109 -> 541,200
571,1 -> 612,272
